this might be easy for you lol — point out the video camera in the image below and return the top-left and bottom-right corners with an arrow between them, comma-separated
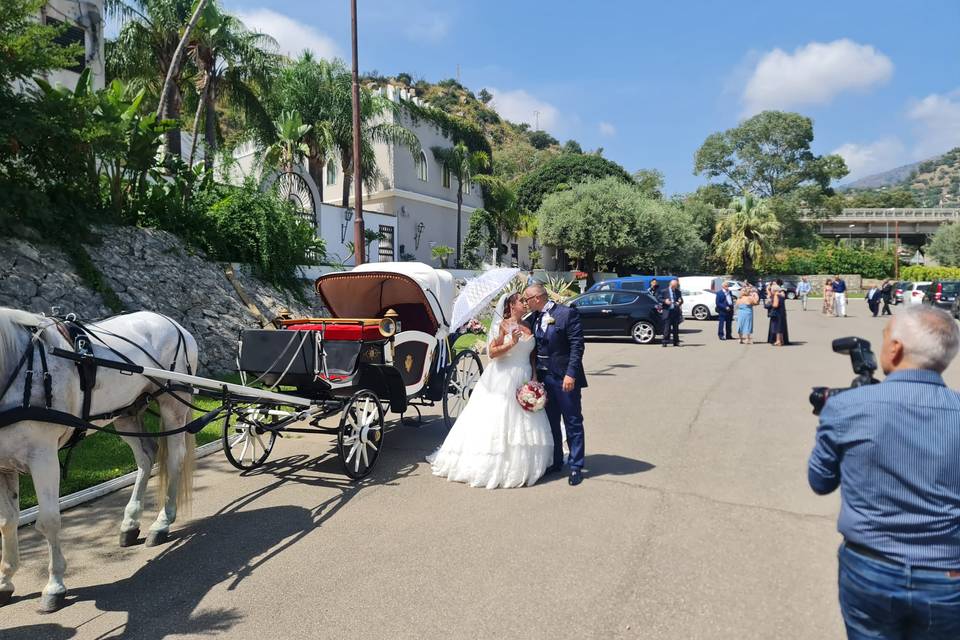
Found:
809,337 -> 880,415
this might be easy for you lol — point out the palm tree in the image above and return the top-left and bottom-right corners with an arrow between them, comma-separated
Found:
262,111 -> 311,171
712,194 -> 781,278
266,55 -> 421,206
432,142 -> 490,267
106,0 -> 199,158
187,4 -> 279,170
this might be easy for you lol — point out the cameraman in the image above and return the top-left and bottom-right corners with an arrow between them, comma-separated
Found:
808,305 -> 960,638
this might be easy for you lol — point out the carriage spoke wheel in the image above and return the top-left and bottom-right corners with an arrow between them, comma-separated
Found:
337,390 -> 385,480
443,349 -> 483,430
223,406 -> 278,471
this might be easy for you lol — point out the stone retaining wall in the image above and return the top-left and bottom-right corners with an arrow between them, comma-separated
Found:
0,226 -> 323,373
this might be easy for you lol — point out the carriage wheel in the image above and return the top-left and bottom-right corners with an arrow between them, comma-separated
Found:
442,349 -> 483,430
223,406 -> 278,471
337,390 -> 385,480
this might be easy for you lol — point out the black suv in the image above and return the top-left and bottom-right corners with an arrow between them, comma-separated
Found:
925,280 -> 960,311
568,291 -> 664,344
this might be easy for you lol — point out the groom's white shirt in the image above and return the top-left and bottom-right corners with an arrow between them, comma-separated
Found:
539,301 -> 556,334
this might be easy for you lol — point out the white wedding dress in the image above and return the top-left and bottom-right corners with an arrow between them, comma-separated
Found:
427,333 -> 554,488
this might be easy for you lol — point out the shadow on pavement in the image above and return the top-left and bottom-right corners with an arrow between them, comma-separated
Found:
586,453 -> 655,478
2,624 -> 76,640
49,421 -> 424,638
67,505 -> 312,639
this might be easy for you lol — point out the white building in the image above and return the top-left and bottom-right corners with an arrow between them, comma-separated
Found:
35,1 -> 106,91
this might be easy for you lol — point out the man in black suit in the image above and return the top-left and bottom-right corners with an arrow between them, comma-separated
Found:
658,279 -> 684,347
880,280 -> 893,316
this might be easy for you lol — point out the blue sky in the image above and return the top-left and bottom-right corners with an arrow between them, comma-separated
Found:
222,0 -> 960,195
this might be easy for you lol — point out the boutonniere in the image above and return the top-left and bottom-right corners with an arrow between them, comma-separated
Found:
544,314 -> 555,326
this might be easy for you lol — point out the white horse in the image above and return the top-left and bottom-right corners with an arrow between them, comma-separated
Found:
0,307 -> 198,612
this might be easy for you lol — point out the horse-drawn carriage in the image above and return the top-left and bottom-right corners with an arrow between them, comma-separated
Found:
227,262 -> 484,478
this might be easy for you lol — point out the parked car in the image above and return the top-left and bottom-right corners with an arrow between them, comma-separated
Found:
682,288 -> 717,320
568,290 -> 664,344
893,281 -> 913,305
589,275 -> 678,293
678,276 -> 742,298
923,280 -> 960,311
908,282 -> 932,305
765,276 -> 799,299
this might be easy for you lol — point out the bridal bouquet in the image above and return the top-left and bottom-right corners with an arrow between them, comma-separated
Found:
516,381 -> 547,412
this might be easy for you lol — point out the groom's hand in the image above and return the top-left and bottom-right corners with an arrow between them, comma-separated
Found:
562,375 -> 575,392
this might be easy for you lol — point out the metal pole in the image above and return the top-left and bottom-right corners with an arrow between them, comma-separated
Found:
894,220 -> 900,279
350,0 -> 365,265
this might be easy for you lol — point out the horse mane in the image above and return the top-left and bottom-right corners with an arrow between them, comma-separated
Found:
0,307 -> 44,377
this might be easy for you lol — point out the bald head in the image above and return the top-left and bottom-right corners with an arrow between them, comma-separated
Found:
523,283 -> 548,311
883,305 -> 960,374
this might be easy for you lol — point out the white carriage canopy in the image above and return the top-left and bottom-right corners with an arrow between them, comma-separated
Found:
315,262 -> 455,336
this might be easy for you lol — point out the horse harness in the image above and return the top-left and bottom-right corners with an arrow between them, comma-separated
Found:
0,314 -> 206,476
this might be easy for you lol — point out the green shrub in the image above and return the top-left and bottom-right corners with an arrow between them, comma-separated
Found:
901,266 -> 960,281
762,244 -> 894,279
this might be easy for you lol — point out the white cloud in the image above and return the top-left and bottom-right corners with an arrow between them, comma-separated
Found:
832,138 -> 905,181
907,89 -> 960,159
742,39 -> 893,115
487,88 -> 561,131
599,122 -> 616,137
234,9 -> 342,60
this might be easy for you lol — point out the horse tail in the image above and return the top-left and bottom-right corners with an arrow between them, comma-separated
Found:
156,431 -> 196,519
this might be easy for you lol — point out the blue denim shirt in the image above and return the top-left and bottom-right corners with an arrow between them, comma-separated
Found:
808,369 -> 960,568
833,279 -> 847,293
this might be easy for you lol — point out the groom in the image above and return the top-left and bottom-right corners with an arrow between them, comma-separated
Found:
522,284 -> 588,486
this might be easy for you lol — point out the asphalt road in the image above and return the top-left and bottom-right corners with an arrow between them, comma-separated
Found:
5,302 -> 955,639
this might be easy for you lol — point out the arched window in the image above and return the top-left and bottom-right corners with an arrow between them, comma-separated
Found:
416,151 -> 428,181
326,160 -> 337,186
442,166 -> 451,188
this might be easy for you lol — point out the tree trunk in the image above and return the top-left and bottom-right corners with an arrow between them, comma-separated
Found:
203,76 -> 217,172
455,182 -> 463,268
743,250 -> 754,281
187,79 -> 208,169
163,86 -> 183,159
308,153 -> 324,202
341,150 -> 351,208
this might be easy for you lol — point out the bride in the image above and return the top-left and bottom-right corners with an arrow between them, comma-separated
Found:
427,292 -> 554,488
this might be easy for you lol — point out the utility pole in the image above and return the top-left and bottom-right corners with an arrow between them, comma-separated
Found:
894,220 -> 900,279
456,63 -> 460,83
533,110 -> 540,131
350,0 -> 365,265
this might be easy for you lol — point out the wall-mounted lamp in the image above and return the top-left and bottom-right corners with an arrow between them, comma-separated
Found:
414,221 -> 425,250
341,208 -> 354,242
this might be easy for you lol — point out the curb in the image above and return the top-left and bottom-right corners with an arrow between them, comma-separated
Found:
18,439 -> 225,528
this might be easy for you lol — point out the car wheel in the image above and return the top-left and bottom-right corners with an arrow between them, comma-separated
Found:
786,291 -> 796,300
692,304 -> 710,321
630,321 -> 656,344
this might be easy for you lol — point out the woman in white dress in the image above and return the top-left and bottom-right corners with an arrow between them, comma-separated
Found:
427,292 -> 554,488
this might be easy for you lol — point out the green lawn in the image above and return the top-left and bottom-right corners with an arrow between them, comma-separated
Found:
18,374 -> 242,510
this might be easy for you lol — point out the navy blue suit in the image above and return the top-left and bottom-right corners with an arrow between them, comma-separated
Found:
529,302 -> 587,471
715,289 -> 734,339
658,287 -> 683,345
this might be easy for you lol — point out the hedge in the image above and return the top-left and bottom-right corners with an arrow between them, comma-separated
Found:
761,245 -> 895,279
900,266 -> 960,281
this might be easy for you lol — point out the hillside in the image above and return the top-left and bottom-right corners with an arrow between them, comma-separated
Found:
842,147 -> 960,207
366,73 -> 582,183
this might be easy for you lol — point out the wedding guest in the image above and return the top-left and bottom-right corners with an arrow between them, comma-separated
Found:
658,279 -> 683,347
822,280 -> 835,316
797,276 -> 812,311
715,281 -> 734,340
767,282 -> 789,346
757,278 -> 767,305
867,285 -> 882,317
736,286 -> 759,344
880,279 -> 893,316
833,275 -> 848,317
647,278 -> 660,298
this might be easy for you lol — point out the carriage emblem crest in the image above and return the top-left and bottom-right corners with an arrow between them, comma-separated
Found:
404,354 -> 414,373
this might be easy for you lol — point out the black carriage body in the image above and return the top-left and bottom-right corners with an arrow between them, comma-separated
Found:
238,328 -> 407,411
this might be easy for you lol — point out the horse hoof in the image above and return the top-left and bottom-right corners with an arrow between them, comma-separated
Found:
145,530 -> 169,547
38,592 -> 66,614
119,527 -> 140,547
0,590 -> 13,607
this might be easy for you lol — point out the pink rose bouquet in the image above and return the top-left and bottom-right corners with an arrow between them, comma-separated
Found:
516,381 -> 547,412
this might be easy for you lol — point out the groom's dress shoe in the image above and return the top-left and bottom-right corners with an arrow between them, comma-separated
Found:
568,469 -> 583,486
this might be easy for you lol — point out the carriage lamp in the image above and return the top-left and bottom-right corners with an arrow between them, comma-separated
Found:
341,208 -> 354,242
382,309 -> 400,336
414,221 -> 425,250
